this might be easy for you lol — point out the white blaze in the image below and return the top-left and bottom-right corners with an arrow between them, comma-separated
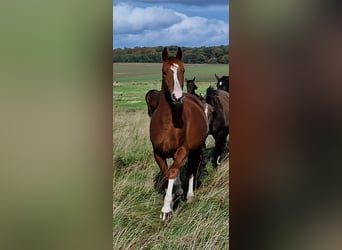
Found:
170,63 -> 183,100
219,81 -> 223,86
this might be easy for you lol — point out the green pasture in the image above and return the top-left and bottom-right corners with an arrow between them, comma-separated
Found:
113,63 -> 229,111
113,111 -> 229,249
113,63 -> 230,248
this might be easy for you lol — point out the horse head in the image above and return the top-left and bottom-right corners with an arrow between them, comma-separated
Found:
186,77 -> 198,95
162,48 -> 185,104
215,74 -> 229,92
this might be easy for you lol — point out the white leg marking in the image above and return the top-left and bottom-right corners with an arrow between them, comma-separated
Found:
186,174 -> 194,201
170,64 -> 183,99
217,155 -> 221,166
161,179 -> 175,214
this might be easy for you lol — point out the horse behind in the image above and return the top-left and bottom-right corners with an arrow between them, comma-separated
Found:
149,47 -> 208,222
215,74 -> 229,92
205,86 -> 229,168
145,89 -> 160,117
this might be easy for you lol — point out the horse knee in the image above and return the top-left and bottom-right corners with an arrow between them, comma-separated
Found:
168,168 -> 179,179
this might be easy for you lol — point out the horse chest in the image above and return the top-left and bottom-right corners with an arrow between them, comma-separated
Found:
151,127 -> 184,154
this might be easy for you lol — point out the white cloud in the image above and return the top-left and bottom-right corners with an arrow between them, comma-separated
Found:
114,4 -> 183,34
113,3 -> 228,48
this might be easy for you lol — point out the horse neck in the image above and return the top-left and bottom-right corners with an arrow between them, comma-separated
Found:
160,89 -> 184,128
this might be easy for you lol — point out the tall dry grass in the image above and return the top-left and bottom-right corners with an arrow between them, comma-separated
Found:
113,110 -> 229,249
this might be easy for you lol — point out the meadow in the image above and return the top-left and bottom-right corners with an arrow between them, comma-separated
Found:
113,63 -> 229,111
113,63 -> 229,249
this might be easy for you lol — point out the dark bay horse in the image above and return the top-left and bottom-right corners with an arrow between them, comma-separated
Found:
205,86 -> 229,168
145,89 -> 160,117
149,48 -> 208,222
186,77 -> 199,97
186,77 -> 209,120
215,74 -> 229,92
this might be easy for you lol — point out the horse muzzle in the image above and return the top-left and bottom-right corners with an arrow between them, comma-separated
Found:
171,93 -> 184,104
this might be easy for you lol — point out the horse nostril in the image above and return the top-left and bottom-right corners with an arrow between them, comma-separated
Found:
171,94 -> 184,104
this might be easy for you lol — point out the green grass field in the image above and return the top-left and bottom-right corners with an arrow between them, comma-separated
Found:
113,63 -> 229,249
113,63 -> 229,111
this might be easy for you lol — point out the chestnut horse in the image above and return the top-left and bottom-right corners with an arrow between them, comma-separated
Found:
149,48 -> 208,221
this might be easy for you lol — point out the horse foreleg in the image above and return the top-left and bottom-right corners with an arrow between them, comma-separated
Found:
153,152 -> 168,189
160,146 -> 188,222
161,178 -> 175,221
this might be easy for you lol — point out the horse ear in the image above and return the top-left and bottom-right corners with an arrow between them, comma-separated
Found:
193,77 -> 196,81
162,48 -> 169,61
215,74 -> 219,80
176,47 -> 182,60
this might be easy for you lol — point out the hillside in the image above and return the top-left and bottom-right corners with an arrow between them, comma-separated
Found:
113,45 -> 229,64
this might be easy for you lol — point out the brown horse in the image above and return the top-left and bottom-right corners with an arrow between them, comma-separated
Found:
205,86 -> 229,168
149,48 -> 208,221
145,89 -> 160,117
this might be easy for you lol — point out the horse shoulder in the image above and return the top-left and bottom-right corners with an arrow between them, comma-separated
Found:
182,95 -> 207,132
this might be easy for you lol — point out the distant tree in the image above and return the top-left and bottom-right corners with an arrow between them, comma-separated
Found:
208,57 -> 218,64
113,46 -> 229,64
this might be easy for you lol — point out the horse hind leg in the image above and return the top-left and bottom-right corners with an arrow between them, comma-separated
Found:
174,173 -> 184,197
186,148 -> 202,202
213,131 -> 228,168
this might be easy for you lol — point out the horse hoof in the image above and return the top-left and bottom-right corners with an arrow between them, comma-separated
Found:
186,194 -> 194,203
160,211 -> 173,222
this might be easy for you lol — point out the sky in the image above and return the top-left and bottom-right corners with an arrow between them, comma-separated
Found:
113,0 -> 229,48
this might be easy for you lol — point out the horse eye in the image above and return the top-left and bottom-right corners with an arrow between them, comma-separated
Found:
163,71 -> 166,76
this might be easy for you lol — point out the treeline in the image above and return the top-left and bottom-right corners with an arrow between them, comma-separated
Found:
113,45 -> 229,64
